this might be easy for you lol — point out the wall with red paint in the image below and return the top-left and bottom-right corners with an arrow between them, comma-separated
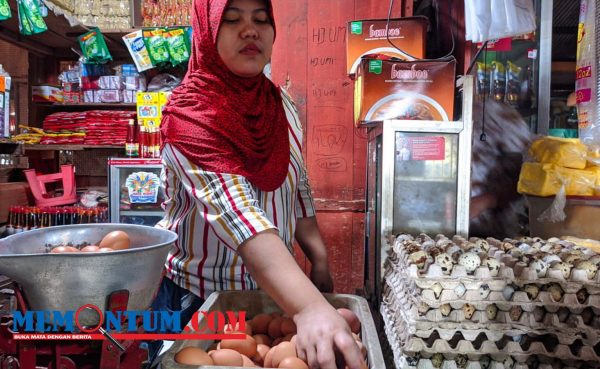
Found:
270,0 -> 407,294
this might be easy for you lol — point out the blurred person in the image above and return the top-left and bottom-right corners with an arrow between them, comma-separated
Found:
469,100 -> 534,238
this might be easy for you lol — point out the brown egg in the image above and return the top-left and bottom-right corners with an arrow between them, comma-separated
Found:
279,356 -> 309,369
254,343 -> 270,365
50,246 -> 78,253
80,245 -> 100,252
174,346 -> 214,365
280,318 -> 297,335
271,312 -> 282,318
99,230 -> 130,250
223,321 -> 253,336
282,333 -> 294,342
251,313 -> 272,335
253,333 -> 272,346
271,341 -> 297,367
272,337 -> 283,346
268,317 -> 284,339
98,247 -> 114,252
264,346 -> 277,368
240,354 -> 257,367
220,334 -> 257,357
337,308 -> 361,334
209,349 -> 244,366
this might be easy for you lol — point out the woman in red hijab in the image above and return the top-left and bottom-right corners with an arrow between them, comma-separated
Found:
154,0 -> 365,368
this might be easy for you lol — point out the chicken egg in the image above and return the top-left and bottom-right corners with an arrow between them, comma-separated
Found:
279,356 -> 309,369
50,246 -> 79,253
268,316 -> 284,339
337,308 -> 361,334
174,346 -> 214,365
253,333 -> 272,346
80,245 -> 100,252
223,320 -> 253,336
280,318 -> 297,335
98,230 -> 130,250
240,354 -> 257,367
209,349 -> 244,366
251,313 -> 272,335
271,341 -> 297,367
98,247 -> 114,252
220,334 -> 257,357
253,343 -> 270,365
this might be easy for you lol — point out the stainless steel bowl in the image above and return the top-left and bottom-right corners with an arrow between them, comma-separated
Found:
0,223 -> 177,326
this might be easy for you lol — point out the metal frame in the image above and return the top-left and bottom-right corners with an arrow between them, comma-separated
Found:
368,75 -> 474,282
537,0 -> 554,135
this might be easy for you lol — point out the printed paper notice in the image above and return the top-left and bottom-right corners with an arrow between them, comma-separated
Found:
397,136 -> 445,161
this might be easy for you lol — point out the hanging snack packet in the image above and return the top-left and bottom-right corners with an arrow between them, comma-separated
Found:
123,30 -> 153,72
17,0 -> 34,35
19,0 -> 47,34
476,62 -> 490,100
34,0 -> 48,17
505,60 -> 522,106
78,28 -> 112,64
490,61 -> 506,102
164,27 -> 191,66
143,28 -> 169,67
0,0 -> 12,21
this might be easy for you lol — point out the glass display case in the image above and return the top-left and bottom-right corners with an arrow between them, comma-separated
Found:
364,76 -> 473,308
108,158 -> 164,226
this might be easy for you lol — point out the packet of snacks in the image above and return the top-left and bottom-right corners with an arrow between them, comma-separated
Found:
505,60 -> 522,106
143,28 -> 170,67
0,0 -> 11,20
476,62 -> 490,100
489,61 -> 506,102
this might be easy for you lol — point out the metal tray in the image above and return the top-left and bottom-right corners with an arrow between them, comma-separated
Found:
161,290 -> 385,368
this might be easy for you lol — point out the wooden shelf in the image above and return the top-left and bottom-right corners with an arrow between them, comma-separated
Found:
36,102 -> 136,108
0,143 -> 123,151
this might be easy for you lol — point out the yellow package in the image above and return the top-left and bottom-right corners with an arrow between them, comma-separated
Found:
529,136 -> 588,169
518,162 -> 596,197
584,165 -> 600,196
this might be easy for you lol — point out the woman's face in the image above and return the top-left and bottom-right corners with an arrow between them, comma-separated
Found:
217,0 -> 274,78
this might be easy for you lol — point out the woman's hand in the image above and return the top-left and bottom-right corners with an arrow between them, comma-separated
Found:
294,301 -> 365,369
310,261 -> 334,293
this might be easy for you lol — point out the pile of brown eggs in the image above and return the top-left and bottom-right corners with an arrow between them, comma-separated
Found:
48,231 -> 131,253
174,308 -> 366,368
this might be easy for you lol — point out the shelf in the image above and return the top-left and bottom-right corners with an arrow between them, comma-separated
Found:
36,102 -> 137,108
119,210 -> 163,216
22,144 -> 123,151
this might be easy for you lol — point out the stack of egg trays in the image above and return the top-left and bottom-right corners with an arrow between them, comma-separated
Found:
380,233 -> 600,369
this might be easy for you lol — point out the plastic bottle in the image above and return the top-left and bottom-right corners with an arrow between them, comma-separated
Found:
139,125 -> 147,158
575,0 -> 600,147
125,119 -> 139,157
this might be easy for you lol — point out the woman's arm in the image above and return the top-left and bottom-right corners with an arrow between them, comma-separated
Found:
238,231 -> 363,369
295,216 -> 334,293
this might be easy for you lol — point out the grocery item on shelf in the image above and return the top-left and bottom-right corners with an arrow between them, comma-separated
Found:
123,30 -> 154,72
0,65 -> 11,138
382,232 -> 600,369
78,28 -> 112,64
141,0 -> 191,27
17,0 -> 47,35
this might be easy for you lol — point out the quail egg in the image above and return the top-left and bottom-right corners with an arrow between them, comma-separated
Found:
479,355 -> 491,369
426,246 -> 443,258
576,288 -> 589,304
529,259 -> 549,278
479,284 -> 491,299
434,253 -> 454,275
409,250 -> 429,269
454,283 -> 467,297
475,238 -> 490,252
522,284 -> 540,300
588,254 -> 600,266
502,284 -> 516,301
482,258 -> 501,277
431,353 -> 444,368
509,305 -> 523,321
455,354 -> 468,368
550,262 -> 572,279
545,283 -> 564,302
486,304 -> 498,320
458,252 -> 481,274
440,303 -> 452,317
575,260 -> 598,280
462,303 -> 476,320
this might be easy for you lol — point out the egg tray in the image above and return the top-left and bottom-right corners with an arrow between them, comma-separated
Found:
382,284 -> 600,343
381,299 -> 600,363
397,356 -> 600,369
160,290 -> 385,369
389,234 -> 600,286
387,247 -> 600,294
384,267 -> 600,313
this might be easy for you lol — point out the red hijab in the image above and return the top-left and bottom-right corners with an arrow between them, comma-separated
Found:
161,0 -> 290,191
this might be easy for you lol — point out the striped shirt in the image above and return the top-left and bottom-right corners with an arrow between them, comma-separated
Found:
157,92 -> 316,299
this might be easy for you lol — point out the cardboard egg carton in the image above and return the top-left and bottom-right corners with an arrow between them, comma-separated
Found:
389,234 -> 600,286
382,280 -> 600,345
381,304 -> 600,369
385,271 -> 600,318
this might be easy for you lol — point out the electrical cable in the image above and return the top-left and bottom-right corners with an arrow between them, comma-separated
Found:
385,0 -> 455,61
